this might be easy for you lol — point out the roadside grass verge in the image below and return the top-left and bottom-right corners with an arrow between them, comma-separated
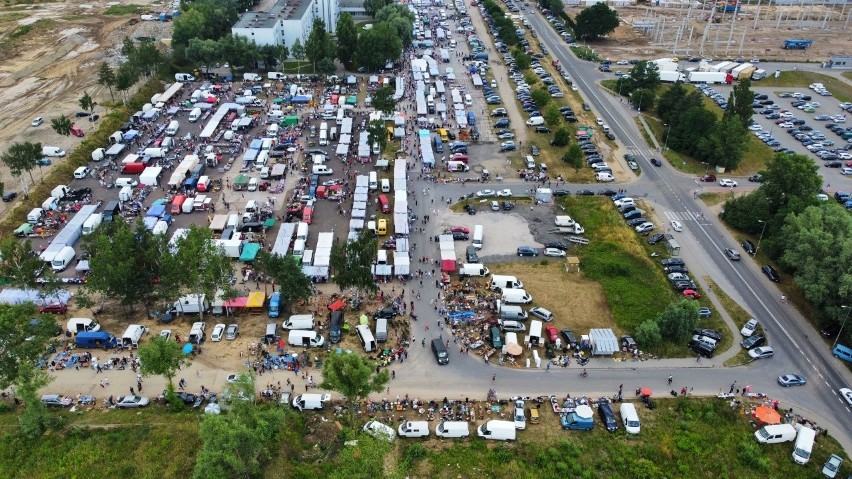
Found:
703,276 -> 756,366
697,191 -> 728,207
449,195 -> 532,213
757,71 -> 852,103
103,4 -> 141,15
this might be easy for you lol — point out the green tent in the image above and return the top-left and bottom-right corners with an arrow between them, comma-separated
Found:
239,243 -> 261,262
346,96 -> 357,105
14,223 -> 32,236
233,174 -> 249,190
263,217 -> 276,229
273,97 -> 285,104
282,116 -> 299,126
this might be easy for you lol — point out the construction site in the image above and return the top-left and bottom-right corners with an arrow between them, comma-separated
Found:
567,0 -> 852,63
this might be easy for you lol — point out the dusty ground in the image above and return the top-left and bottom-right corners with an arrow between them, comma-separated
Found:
568,4 -> 852,63
0,0 -> 171,215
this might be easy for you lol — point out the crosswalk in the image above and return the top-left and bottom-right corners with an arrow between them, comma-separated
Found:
664,211 -> 703,222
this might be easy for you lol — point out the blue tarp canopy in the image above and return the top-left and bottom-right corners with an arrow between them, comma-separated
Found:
146,204 -> 165,218
239,242 -> 261,262
291,95 -> 311,104
242,149 -> 258,163
123,130 -> 140,141
142,216 -> 158,230
249,139 -> 263,150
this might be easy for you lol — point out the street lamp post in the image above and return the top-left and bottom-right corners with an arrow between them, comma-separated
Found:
755,219 -> 767,256
833,305 -> 851,348
664,124 -> 671,151
701,162 -> 710,174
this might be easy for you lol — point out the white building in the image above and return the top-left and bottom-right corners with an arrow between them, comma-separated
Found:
231,0 -> 339,54
338,0 -> 368,20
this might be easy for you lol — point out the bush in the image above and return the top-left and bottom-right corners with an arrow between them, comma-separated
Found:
552,128 -> 570,147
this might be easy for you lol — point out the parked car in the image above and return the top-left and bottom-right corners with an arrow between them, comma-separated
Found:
211,323 -> 225,342
741,335 -> 766,349
41,394 -> 72,408
748,346 -> 774,359
698,307 -> 712,318
700,174 -> 717,182
529,307 -> 554,322
544,248 -> 566,257
742,239 -> 756,255
762,265 -> 780,282
741,319 -> 758,337
694,328 -> 722,341
225,324 -> 239,340
517,246 -> 539,257
822,454 -> 843,478
777,374 -> 807,387
1,191 -> 17,202
115,395 -> 150,408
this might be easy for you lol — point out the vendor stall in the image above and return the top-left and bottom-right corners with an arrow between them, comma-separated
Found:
246,291 -> 266,315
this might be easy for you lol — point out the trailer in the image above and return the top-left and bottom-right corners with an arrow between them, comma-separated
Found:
709,61 -> 733,73
687,71 -> 732,84
731,63 -> 753,78
737,66 -> 757,81
209,214 -> 228,232
783,39 -> 812,50
659,70 -> 685,83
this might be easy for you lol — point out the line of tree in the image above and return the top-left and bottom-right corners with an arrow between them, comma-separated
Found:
721,153 -> 851,338
482,0 -> 520,48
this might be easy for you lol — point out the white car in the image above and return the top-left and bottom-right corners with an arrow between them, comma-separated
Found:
740,318 -> 758,337
635,222 -> 654,233
595,117 -> 604,125
748,346 -> 774,359
718,179 -> 737,187
363,420 -> 396,442
31,117 -> 44,127
747,124 -> 762,131
211,323 -> 226,342
670,220 -> 683,232
496,188 -> 513,197
840,387 -> 852,406
514,400 -> 527,430
475,189 -> 495,198
115,395 -> 150,408
840,167 -> 852,176
159,329 -> 172,341
543,248 -> 566,257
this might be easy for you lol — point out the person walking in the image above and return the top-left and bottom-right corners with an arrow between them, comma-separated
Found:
491,374 -> 496,383
667,375 -> 673,385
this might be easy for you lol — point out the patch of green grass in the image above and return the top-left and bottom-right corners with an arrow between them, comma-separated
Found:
277,61 -> 314,74
103,4 -> 141,15
697,191 -> 729,207
758,71 -> 852,103
569,45 -> 600,62
0,12 -> 27,23
843,72 -> 852,82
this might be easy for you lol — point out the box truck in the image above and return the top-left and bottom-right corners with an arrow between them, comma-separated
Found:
687,71 -> 732,84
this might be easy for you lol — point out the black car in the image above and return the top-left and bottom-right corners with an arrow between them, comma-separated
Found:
597,398 -> 618,432
545,241 -> 568,251
664,265 -> 689,274
748,174 -> 764,182
626,217 -> 648,227
465,204 -> 477,215
466,246 -> 479,263
238,222 -> 263,233
622,210 -> 641,221
530,145 -> 540,156
690,341 -> 715,358
576,189 -> 594,196
741,239 -> 756,255
762,265 -> 780,282
494,118 -> 510,128
648,233 -> 666,245
673,281 -> 697,291
560,328 -> 577,346
694,328 -> 722,341
2,191 -> 18,202
502,201 -> 515,210
741,335 -> 766,349
661,258 -> 685,267
374,307 -> 398,319
826,161 -> 843,168
597,189 -> 617,197
452,232 -> 469,241
160,390 -> 197,405
534,126 -> 551,133
552,189 -> 570,197
650,157 -> 662,167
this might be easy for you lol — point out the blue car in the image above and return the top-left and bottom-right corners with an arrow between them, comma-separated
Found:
516,246 -> 538,257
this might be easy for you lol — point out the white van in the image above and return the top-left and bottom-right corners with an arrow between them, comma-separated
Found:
27,208 -> 44,224
312,165 -> 333,175
435,420 -> 469,438
490,275 -> 523,291
355,324 -> 376,352
247,177 -> 258,191
287,330 -> 325,348
459,263 -> 489,277
41,197 -> 59,211
368,171 -> 378,190
292,393 -> 331,411
296,222 -> 308,241
188,108 -> 202,122
596,172 -> 615,182
67,317 -> 100,333
464,93 -> 473,106
42,146 -> 66,157
472,225 -> 484,249
380,178 -> 390,193
754,424 -> 796,444
363,420 -> 396,442
51,246 -> 76,272
266,123 -> 279,137
175,73 -> 195,82
529,320 -> 543,345
283,314 -> 315,330
121,324 -> 147,348
375,317 -> 388,343
115,177 -> 138,188
501,289 -> 533,304
447,161 -> 469,172
477,420 -> 516,441
398,421 -> 430,438
74,166 -> 91,179
165,120 -> 179,136
259,166 -> 270,179
243,73 -> 261,82
620,402 -> 641,434
792,426 -> 815,465
525,116 -> 545,126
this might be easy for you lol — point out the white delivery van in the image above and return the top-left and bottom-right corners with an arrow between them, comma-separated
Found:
312,165 -> 333,175
472,225 -> 484,249
259,166 -> 270,179
119,186 -> 133,202
363,420 -> 396,442
525,116 -> 545,126
161,136 -> 174,152
435,421 -> 470,438
596,172 -> 615,182
368,171 -> 378,190
502,289 -> 533,304
380,178 -> 390,193
355,324 -> 376,352
529,320 -> 543,345
490,275 -> 523,291
42,146 -> 66,157
398,421 -> 431,438
175,73 -> 195,82
267,71 -> 285,80
255,151 -> 269,168
620,402 -> 641,434
67,317 -> 100,333
283,314 -> 315,330
464,93 -> 473,106
318,129 -> 328,146
165,120 -> 179,136
188,108 -> 202,122
121,324 -> 147,348
243,73 -> 261,82
247,177 -> 258,191
287,330 -> 325,348
143,147 -> 164,158
375,317 -> 388,343
51,246 -> 76,272
81,213 -> 102,235
792,426 -> 816,465
754,424 -> 796,444
296,222 -> 308,241
27,208 -> 44,224
447,161 -> 469,172
459,263 -> 490,277
41,197 -> 59,211
188,322 -> 206,343
477,420 -> 516,441
266,123 -> 279,137
74,166 -> 91,179
292,393 -> 331,411
115,178 -> 138,188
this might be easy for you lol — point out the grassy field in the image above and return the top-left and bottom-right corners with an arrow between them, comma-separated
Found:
103,4 -> 141,15
0,398 -> 846,479
698,191 -> 729,207
755,71 -> 852,103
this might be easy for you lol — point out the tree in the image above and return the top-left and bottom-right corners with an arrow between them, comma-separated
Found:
290,38 -> 306,75
656,82 -> 688,123
627,61 -> 660,92
16,363 -> 53,438
305,19 -> 335,70
630,88 -> 656,113
543,105 -> 561,127
50,116 -> 73,137
707,116 -> 748,170
364,0 -> 391,18
511,49 -> 531,71
258,44 -> 287,70
0,238 -> 54,290
138,335 -> 188,392
531,88 -> 551,109
574,3 -> 619,40
760,153 -> 821,212
668,107 -> 716,156
219,34 -> 259,74
366,119 -> 388,156
387,15 -> 414,48
316,57 -> 336,75
655,300 -> 700,342
552,128 -> 570,147
562,143 -> 583,171
336,13 -> 358,69
185,38 -> 221,77
81,220 -> 161,317
634,319 -> 662,346
321,353 -> 389,422
97,62 -> 116,103
371,85 -> 397,116
356,22 -> 402,72
115,63 -> 136,104
726,78 -> 755,128
330,230 -> 377,293
255,250 -> 313,313
1,141 -> 41,184
79,91 -> 96,116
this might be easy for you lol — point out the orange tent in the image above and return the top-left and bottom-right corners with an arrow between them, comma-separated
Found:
753,406 -> 781,425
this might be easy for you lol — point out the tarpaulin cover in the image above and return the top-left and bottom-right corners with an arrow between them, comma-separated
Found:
239,242 -> 261,262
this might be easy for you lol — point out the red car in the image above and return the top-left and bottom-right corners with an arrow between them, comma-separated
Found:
683,289 -> 701,300
39,303 -> 68,314
699,174 -> 716,182
544,325 -> 558,343
451,226 -> 470,234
